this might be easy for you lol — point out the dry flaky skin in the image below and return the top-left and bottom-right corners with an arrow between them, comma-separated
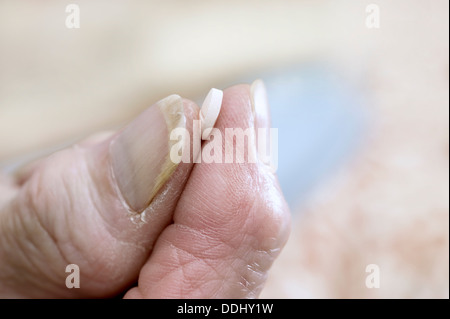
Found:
0,0 -> 447,298
261,1 -> 449,299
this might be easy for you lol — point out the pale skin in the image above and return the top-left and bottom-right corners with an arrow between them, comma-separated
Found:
0,84 -> 290,298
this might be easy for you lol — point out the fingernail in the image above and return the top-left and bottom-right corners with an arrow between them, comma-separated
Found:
251,79 -> 270,131
110,95 -> 185,212
250,79 -> 278,172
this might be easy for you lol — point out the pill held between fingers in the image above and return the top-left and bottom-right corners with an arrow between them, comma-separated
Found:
200,88 -> 223,139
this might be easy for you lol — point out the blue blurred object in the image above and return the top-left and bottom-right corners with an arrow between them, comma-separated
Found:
242,65 -> 367,209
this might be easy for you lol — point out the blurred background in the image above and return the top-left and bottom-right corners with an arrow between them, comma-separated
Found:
0,0 -> 448,298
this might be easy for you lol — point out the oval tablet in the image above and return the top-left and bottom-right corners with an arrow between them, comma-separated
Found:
200,88 -> 223,139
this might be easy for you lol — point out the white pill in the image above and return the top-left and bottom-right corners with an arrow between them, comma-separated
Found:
200,88 -> 223,139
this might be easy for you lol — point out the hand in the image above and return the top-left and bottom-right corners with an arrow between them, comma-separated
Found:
0,82 -> 290,298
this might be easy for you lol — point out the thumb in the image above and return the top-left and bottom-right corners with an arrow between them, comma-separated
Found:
125,82 -> 290,299
0,94 -> 199,297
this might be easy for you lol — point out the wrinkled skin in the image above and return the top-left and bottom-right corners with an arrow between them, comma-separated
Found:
0,84 -> 290,298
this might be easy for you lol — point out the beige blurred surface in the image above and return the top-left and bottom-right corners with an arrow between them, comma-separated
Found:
1,0 -> 449,298
261,1 -> 449,298
0,0 -> 373,161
